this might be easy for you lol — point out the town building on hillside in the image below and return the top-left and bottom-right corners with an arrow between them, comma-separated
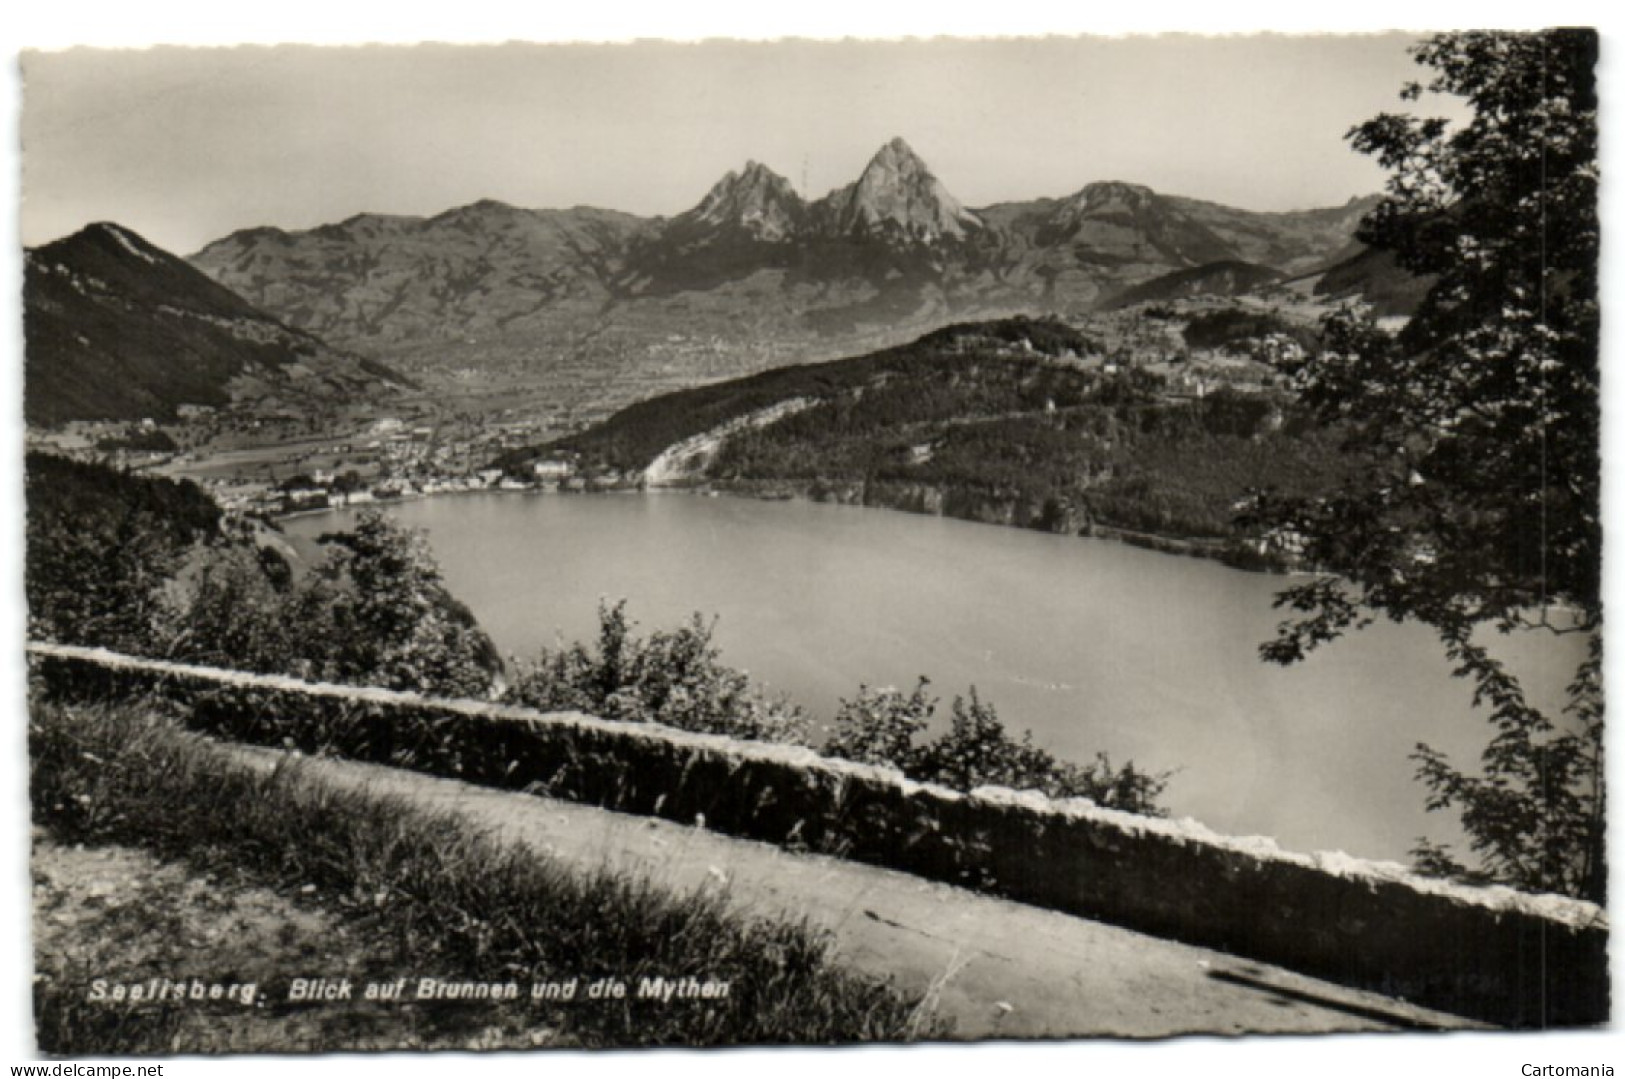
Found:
531,459 -> 574,481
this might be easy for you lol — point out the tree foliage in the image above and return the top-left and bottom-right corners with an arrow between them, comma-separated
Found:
825,678 -> 1168,814
504,600 -> 813,745
1179,308 -> 1319,356
12,453 -> 432,691
25,452 -> 221,652
1250,30 -> 1602,900
711,366 -> 1357,550
173,510 -> 502,698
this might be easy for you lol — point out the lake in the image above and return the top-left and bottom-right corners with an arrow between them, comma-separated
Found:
286,491 -> 1585,863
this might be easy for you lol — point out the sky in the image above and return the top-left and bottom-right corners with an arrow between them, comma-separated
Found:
5,2 -> 1623,1076
19,33 -> 1470,256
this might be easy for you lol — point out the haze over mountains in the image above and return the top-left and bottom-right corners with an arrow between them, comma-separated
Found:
23,223 -> 408,426
186,138 -> 1395,400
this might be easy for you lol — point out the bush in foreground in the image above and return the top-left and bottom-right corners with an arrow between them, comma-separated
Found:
507,605 -> 1166,815
505,600 -> 812,746
825,679 -> 1168,815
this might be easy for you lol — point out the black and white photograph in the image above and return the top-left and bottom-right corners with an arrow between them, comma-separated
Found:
3,5 -> 1615,1071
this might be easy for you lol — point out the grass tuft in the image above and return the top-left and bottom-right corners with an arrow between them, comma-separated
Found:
31,698 -> 937,1052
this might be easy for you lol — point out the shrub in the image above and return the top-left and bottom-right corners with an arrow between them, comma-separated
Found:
505,600 -> 812,746
911,689 -> 1059,793
826,679 -> 1168,816
823,679 -> 935,771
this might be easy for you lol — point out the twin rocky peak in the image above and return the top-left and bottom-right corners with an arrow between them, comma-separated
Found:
682,137 -> 983,246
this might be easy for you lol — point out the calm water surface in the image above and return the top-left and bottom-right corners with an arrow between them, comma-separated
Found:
287,492 -> 1583,862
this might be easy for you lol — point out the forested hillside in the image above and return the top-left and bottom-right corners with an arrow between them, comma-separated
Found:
517,316 -> 1360,564
25,223 -> 405,426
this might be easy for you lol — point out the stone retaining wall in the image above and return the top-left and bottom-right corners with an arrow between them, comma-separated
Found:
28,641 -> 1608,1028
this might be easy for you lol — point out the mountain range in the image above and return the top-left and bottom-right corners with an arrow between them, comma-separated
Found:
22,139 -> 1417,428
24,223 -> 408,426
187,138 -> 1399,401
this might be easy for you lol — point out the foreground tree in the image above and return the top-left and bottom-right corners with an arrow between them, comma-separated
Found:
1251,31 -> 1601,900
25,453 -> 221,653
307,513 -> 501,696
176,511 -> 502,699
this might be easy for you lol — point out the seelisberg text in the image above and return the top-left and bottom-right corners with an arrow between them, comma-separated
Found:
89,978 -> 258,1006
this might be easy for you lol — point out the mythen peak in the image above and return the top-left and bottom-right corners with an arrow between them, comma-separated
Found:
685,159 -> 805,241
819,137 -> 981,242
860,137 -> 933,181
885,136 -> 920,156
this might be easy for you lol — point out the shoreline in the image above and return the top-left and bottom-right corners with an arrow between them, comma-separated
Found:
667,479 -> 1300,575
270,478 -> 1303,577
269,483 -> 558,524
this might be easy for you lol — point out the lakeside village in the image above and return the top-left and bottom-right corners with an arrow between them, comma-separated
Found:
26,409 -> 609,518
